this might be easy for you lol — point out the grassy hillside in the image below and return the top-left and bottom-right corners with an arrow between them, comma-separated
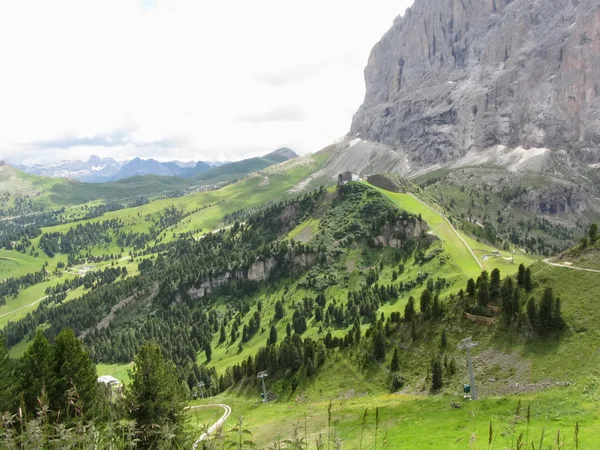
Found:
190,149 -> 297,183
413,167 -> 599,256
3,164 -> 600,448
0,149 -> 301,218
0,153 -> 328,335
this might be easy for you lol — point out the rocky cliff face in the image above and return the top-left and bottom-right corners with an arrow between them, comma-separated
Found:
187,253 -> 317,299
350,0 -> 600,169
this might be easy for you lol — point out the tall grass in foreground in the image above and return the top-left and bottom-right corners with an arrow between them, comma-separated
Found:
199,401 -> 580,450
2,396 -> 581,449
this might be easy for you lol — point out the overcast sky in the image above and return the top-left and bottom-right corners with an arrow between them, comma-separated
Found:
0,0 -> 412,165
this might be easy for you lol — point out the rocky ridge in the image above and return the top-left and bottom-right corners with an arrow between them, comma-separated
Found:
348,0 -> 600,171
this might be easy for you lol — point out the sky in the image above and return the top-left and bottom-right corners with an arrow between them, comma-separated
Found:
0,0 -> 412,165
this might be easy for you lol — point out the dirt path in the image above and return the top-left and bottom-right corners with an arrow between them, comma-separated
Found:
542,259 -> 600,274
0,295 -> 48,319
189,403 -> 232,449
408,194 -> 484,271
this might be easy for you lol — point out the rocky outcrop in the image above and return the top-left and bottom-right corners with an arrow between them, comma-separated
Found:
374,216 -> 433,248
188,253 -> 317,299
350,0 -> 600,170
247,258 -> 278,282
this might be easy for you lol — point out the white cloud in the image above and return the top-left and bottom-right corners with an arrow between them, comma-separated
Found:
0,0 -> 412,165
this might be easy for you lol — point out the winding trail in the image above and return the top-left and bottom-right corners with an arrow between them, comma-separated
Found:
0,295 -> 48,319
188,403 -> 232,449
542,259 -> 600,274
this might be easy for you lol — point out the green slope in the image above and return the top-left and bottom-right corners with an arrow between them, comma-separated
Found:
190,149 -> 297,183
1,149 -> 300,218
3,167 -> 599,448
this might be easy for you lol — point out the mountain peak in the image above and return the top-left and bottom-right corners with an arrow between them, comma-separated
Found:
349,0 -> 600,170
265,147 -> 298,162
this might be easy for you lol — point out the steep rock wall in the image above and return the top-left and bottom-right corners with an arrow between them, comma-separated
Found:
350,0 -> 600,168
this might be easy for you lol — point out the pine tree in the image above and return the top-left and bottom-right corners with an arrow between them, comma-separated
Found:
306,358 -> 315,376
526,297 -> 537,329
517,264 -> 526,287
431,294 -> 442,319
180,380 -> 191,400
490,268 -> 501,302
524,267 -> 533,292
20,330 -> 56,414
466,278 -> 476,297
204,342 -> 212,362
404,296 -> 416,322
390,347 -> 400,372
0,337 -> 16,413
431,356 -> 443,391
126,342 -> 186,447
274,301 -> 284,320
410,318 -> 418,341
372,325 -> 386,361
553,296 -> 565,331
477,271 -> 490,307
440,329 -> 447,348
500,277 -> 515,324
511,287 -> 521,319
219,325 -> 226,344
53,329 -> 98,418
420,289 -> 432,317
448,358 -> 457,376
269,325 -> 278,345
538,287 -> 555,334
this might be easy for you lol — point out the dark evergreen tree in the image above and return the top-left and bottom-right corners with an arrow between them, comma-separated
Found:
524,267 -> 533,292
269,325 -> 278,345
466,278 -> 476,297
489,268 -> 501,302
553,296 -> 565,331
204,342 -> 212,362
372,325 -> 386,361
431,294 -> 442,319
440,329 -> 447,348
526,297 -> 537,329
500,277 -> 515,324
419,289 -> 432,317
0,337 -> 16,413
517,264 -> 526,287
53,329 -> 98,418
274,301 -> 284,320
477,271 -> 490,307
404,296 -> 416,322
20,331 -> 56,414
538,287 -> 555,334
390,347 -> 400,372
431,356 -> 443,391
125,342 -> 186,448
219,325 -> 226,344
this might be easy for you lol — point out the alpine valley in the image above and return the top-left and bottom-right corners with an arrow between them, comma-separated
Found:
1,0 -> 600,449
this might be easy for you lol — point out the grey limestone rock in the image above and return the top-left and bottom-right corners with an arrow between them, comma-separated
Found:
350,0 -> 600,169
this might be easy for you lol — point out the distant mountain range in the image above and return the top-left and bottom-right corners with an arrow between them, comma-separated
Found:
14,155 -> 229,183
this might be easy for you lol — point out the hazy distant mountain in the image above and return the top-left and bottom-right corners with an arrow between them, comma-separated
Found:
263,147 -> 298,163
111,158 -> 175,181
14,150 -> 292,183
161,161 -> 212,178
16,155 -> 125,183
15,156 -> 231,183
